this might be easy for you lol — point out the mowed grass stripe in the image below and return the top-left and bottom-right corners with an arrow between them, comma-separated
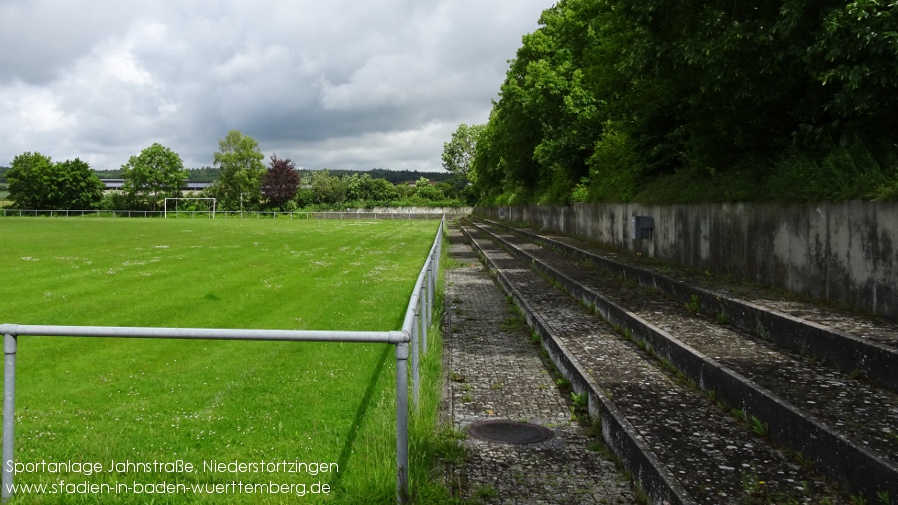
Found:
2,219 -> 422,329
0,217 -> 439,504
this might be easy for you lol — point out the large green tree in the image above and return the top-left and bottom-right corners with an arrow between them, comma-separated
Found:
442,123 -> 486,204
6,152 -> 104,210
472,0 -> 604,204
121,143 -> 188,211
442,123 -> 486,183
5,152 -> 53,209
473,0 -> 898,204
211,130 -> 266,211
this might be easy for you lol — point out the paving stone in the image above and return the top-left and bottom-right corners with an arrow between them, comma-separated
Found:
461,221 -> 860,504
442,226 -> 638,504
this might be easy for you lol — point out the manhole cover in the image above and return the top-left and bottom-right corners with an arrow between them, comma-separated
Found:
466,419 -> 554,445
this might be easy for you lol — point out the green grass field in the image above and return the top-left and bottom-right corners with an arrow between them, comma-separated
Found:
0,217 -> 446,504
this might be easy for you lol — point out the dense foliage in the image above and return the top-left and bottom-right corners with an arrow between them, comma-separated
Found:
471,0 -> 898,204
261,155 -> 300,209
310,168 -> 453,185
6,153 -> 104,209
288,171 -> 461,210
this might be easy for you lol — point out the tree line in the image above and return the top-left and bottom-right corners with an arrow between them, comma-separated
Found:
88,167 -> 453,185
456,0 -> 898,204
3,131 -> 466,211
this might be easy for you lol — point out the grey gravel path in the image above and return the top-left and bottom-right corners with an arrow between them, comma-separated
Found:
442,226 -> 638,505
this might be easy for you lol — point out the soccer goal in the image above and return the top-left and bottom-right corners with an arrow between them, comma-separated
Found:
163,198 -> 217,219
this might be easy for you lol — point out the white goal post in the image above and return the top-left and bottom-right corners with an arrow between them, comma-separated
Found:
163,198 -> 217,219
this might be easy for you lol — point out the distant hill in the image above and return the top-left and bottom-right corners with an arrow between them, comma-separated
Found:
183,167 -> 219,182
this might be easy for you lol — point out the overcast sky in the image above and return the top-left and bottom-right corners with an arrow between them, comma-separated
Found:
0,0 -> 554,173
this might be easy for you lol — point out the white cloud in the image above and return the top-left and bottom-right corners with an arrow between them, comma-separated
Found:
0,0 -> 553,171
212,44 -> 293,81
98,47 -> 154,87
288,121 -> 452,172
16,89 -> 77,133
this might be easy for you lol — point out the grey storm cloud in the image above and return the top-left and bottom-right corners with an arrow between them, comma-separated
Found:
0,0 -> 553,172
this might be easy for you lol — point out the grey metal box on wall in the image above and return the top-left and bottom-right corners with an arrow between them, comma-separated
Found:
631,216 -> 654,240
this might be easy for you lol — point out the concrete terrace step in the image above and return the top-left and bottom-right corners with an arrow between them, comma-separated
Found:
467,220 -> 898,504
459,223 -> 846,505
480,218 -> 898,392
442,227 -> 639,504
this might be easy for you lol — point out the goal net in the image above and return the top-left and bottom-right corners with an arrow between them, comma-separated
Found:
163,198 -> 217,219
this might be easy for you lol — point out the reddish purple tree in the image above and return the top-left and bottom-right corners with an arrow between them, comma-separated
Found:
261,154 -> 300,209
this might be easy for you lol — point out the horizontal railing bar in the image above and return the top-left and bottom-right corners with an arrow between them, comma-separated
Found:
0,324 -> 406,344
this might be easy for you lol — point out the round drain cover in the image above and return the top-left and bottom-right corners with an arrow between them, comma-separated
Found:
466,419 -> 554,445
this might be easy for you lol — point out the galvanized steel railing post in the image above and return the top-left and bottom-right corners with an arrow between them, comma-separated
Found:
426,260 -> 433,326
410,304 -> 420,409
395,342 -> 410,504
2,333 -> 17,503
419,288 -> 428,355
430,251 -> 436,308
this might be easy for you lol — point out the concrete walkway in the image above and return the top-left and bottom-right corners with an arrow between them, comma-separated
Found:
441,225 -> 637,504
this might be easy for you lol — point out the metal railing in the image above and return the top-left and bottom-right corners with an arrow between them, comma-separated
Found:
0,216 -> 444,504
0,209 -> 164,218
0,209 -> 448,219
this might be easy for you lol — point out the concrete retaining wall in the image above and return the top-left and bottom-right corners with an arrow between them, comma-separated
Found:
475,202 -> 898,320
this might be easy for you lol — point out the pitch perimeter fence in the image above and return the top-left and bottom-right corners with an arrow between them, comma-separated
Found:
0,209 -> 446,219
0,216 -> 445,504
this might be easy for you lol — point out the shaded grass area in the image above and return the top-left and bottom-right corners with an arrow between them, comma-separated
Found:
0,217 -> 443,504
331,234 -> 469,504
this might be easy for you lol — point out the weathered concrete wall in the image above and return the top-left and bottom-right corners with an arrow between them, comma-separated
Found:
476,202 -> 898,320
